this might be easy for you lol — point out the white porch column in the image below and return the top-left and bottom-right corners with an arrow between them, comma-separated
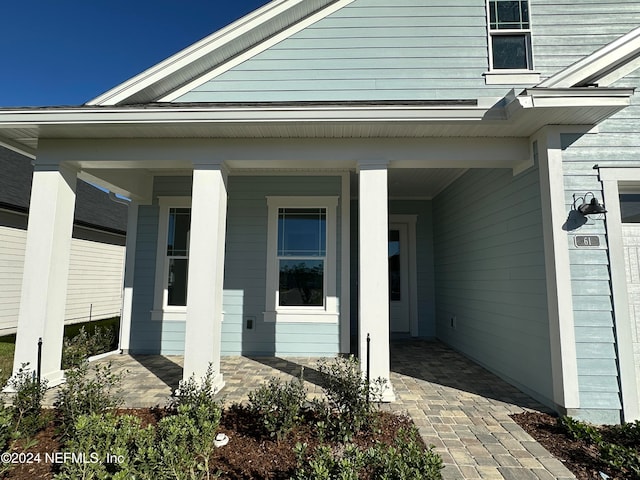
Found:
12,163 -> 77,386
118,201 -> 138,354
358,160 -> 395,401
182,162 -> 228,391
535,128 -> 580,412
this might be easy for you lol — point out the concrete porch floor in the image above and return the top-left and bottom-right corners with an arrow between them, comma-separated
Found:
51,340 -> 576,480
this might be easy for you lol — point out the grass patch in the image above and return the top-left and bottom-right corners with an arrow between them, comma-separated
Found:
0,317 -> 120,387
0,335 -> 16,387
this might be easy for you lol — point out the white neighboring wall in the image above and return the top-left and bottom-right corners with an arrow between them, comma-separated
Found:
0,223 -> 125,335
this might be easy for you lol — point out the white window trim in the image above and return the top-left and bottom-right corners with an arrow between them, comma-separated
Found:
485,0 -> 536,77
264,196 -> 339,323
152,196 -> 191,321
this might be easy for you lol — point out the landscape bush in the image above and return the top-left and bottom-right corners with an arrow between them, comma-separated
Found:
314,355 -> 386,441
246,375 -> 306,440
158,364 -> 223,479
54,360 -> 123,438
559,415 -> 640,478
7,363 -> 49,438
61,325 -> 117,369
54,413 -> 159,480
293,426 -> 443,480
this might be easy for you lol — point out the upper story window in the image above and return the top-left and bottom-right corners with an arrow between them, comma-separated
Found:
488,0 -> 533,70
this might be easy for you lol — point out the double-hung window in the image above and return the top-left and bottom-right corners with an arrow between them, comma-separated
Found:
265,197 -> 338,323
166,207 -> 191,306
153,197 -> 192,320
488,0 -> 533,70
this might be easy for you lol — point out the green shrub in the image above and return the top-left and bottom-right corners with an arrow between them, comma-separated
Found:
54,361 -> 123,438
315,356 -> 385,441
54,413 -> 159,480
158,364 -> 223,479
7,363 -> 49,438
62,325 -> 117,370
558,416 -> 603,444
293,427 -> 443,480
246,376 -> 306,440
370,426 -> 443,479
559,416 -> 640,479
599,442 -> 640,479
292,442 -> 365,480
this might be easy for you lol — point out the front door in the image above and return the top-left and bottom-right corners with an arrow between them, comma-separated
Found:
389,223 -> 410,333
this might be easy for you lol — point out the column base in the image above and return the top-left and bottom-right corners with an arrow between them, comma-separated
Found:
380,382 -> 396,403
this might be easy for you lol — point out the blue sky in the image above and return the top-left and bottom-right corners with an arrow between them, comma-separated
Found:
0,1 -> 270,107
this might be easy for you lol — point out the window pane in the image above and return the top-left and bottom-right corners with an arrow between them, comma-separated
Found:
489,0 -> 529,29
279,259 -> 324,306
620,194 -> 640,223
278,208 -> 326,256
492,35 -> 528,69
389,230 -> 401,302
167,208 -> 191,256
168,258 -> 188,306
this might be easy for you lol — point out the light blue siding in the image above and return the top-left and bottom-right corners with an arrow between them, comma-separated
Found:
129,204 -> 161,353
531,0 -> 640,80
129,175 -> 342,356
175,0 -> 517,103
224,175 -> 341,356
558,72 -> 640,423
433,167 -> 553,407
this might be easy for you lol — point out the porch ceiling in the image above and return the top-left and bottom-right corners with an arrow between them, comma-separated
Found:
353,168 -> 466,199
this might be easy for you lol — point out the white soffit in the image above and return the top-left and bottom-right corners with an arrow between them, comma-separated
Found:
538,26 -> 640,88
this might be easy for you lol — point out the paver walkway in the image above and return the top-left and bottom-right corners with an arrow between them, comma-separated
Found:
51,340 -> 576,480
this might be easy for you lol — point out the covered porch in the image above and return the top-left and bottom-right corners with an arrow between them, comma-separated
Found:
1,87 -> 632,420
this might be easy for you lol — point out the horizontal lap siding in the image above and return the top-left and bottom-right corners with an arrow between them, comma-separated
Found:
224,176 -> 341,356
434,167 -> 553,407
0,224 -> 125,335
531,0 -> 640,79
0,226 -> 26,333
64,239 -> 125,323
130,205 -> 161,353
176,0 -> 518,103
559,73 -> 640,423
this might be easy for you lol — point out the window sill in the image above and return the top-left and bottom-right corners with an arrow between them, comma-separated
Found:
484,71 -> 540,85
263,310 -> 339,323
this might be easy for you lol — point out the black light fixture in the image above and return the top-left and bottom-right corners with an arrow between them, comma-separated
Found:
577,192 -> 607,216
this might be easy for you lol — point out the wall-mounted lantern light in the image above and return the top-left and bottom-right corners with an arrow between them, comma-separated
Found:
575,192 -> 607,216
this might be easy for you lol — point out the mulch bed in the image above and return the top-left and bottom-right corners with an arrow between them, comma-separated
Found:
511,411 -> 626,480
2,408 -> 417,480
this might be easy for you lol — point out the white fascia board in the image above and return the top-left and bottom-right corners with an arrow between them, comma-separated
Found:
162,0 -> 357,102
538,27 -> 640,88
518,88 -> 633,109
0,104 -> 490,126
87,0 -> 337,106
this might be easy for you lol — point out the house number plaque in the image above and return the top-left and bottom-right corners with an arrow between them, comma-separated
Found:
574,235 -> 600,247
